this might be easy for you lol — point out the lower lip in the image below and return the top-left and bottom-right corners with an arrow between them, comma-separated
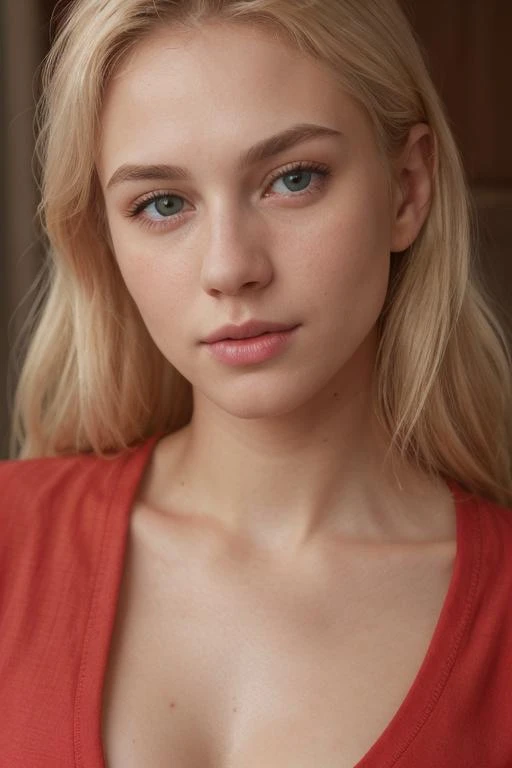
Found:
204,327 -> 299,366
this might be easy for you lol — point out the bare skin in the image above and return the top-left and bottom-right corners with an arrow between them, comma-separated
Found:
97,19 -> 456,768
101,429 -> 456,768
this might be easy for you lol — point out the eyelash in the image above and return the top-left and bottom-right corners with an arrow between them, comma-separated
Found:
125,160 -> 332,232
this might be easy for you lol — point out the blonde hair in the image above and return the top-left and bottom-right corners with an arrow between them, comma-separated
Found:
8,0 -> 512,506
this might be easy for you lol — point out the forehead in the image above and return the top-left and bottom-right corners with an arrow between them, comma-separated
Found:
98,22 -> 372,175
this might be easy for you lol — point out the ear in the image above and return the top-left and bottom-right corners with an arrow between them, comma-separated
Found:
390,123 -> 436,253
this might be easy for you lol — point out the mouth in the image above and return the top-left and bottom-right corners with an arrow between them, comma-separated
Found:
202,326 -> 299,366
202,321 -> 299,344
224,330 -> 271,340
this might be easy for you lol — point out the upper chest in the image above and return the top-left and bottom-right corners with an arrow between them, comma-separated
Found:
101,503 -> 456,768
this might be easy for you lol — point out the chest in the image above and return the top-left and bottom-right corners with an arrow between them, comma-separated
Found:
100,510 -> 456,768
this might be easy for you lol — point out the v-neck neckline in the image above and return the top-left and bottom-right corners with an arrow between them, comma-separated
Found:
73,432 -> 481,767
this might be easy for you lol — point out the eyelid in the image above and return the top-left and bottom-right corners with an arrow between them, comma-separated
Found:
125,159 -> 332,229
265,159 -> 329,187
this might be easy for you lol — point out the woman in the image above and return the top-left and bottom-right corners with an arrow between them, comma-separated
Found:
1,0 -> 511,766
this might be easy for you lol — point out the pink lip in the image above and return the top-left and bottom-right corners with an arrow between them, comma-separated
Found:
202,320 -> 298,344
204,327 -> 299,366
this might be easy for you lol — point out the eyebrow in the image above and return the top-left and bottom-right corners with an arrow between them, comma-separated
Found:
106,122 -> 344,190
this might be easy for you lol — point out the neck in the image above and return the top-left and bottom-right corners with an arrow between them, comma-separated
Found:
154,366 -> 447,552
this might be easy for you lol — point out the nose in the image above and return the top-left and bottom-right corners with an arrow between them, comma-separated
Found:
199,208 -> 274,297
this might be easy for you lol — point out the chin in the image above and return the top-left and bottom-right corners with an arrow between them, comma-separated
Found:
199,375 -> 326,420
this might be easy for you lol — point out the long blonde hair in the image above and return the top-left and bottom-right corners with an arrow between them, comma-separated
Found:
8,0 -> 512,506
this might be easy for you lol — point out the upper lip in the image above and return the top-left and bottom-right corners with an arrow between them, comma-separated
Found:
202,320 -> 298,343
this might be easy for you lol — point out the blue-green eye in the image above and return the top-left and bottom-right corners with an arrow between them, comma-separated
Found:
275,169 -> 315,194
127,160 -> 332,231
151,195 -> 183,218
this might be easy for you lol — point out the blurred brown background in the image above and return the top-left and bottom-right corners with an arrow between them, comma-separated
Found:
1,0 -> 511,459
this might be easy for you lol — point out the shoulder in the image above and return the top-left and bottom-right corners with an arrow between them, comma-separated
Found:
475,492 -> 512,545
0,449 -> 142,611
446,480 -> 512,594
0,452 -> 131,565
449,480 -> 512,538
482,499 -> 512,590
0,435 -> 159,537
465,491 -> 512,599
0,451 -> 124,517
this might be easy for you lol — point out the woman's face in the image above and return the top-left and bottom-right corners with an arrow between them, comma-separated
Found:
98,22 -> 403,419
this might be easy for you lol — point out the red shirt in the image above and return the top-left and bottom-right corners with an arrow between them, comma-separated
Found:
0,432 -> 511,767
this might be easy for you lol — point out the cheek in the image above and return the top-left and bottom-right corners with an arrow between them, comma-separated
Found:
111,236 -> 191,349
296,187 -> 392,324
